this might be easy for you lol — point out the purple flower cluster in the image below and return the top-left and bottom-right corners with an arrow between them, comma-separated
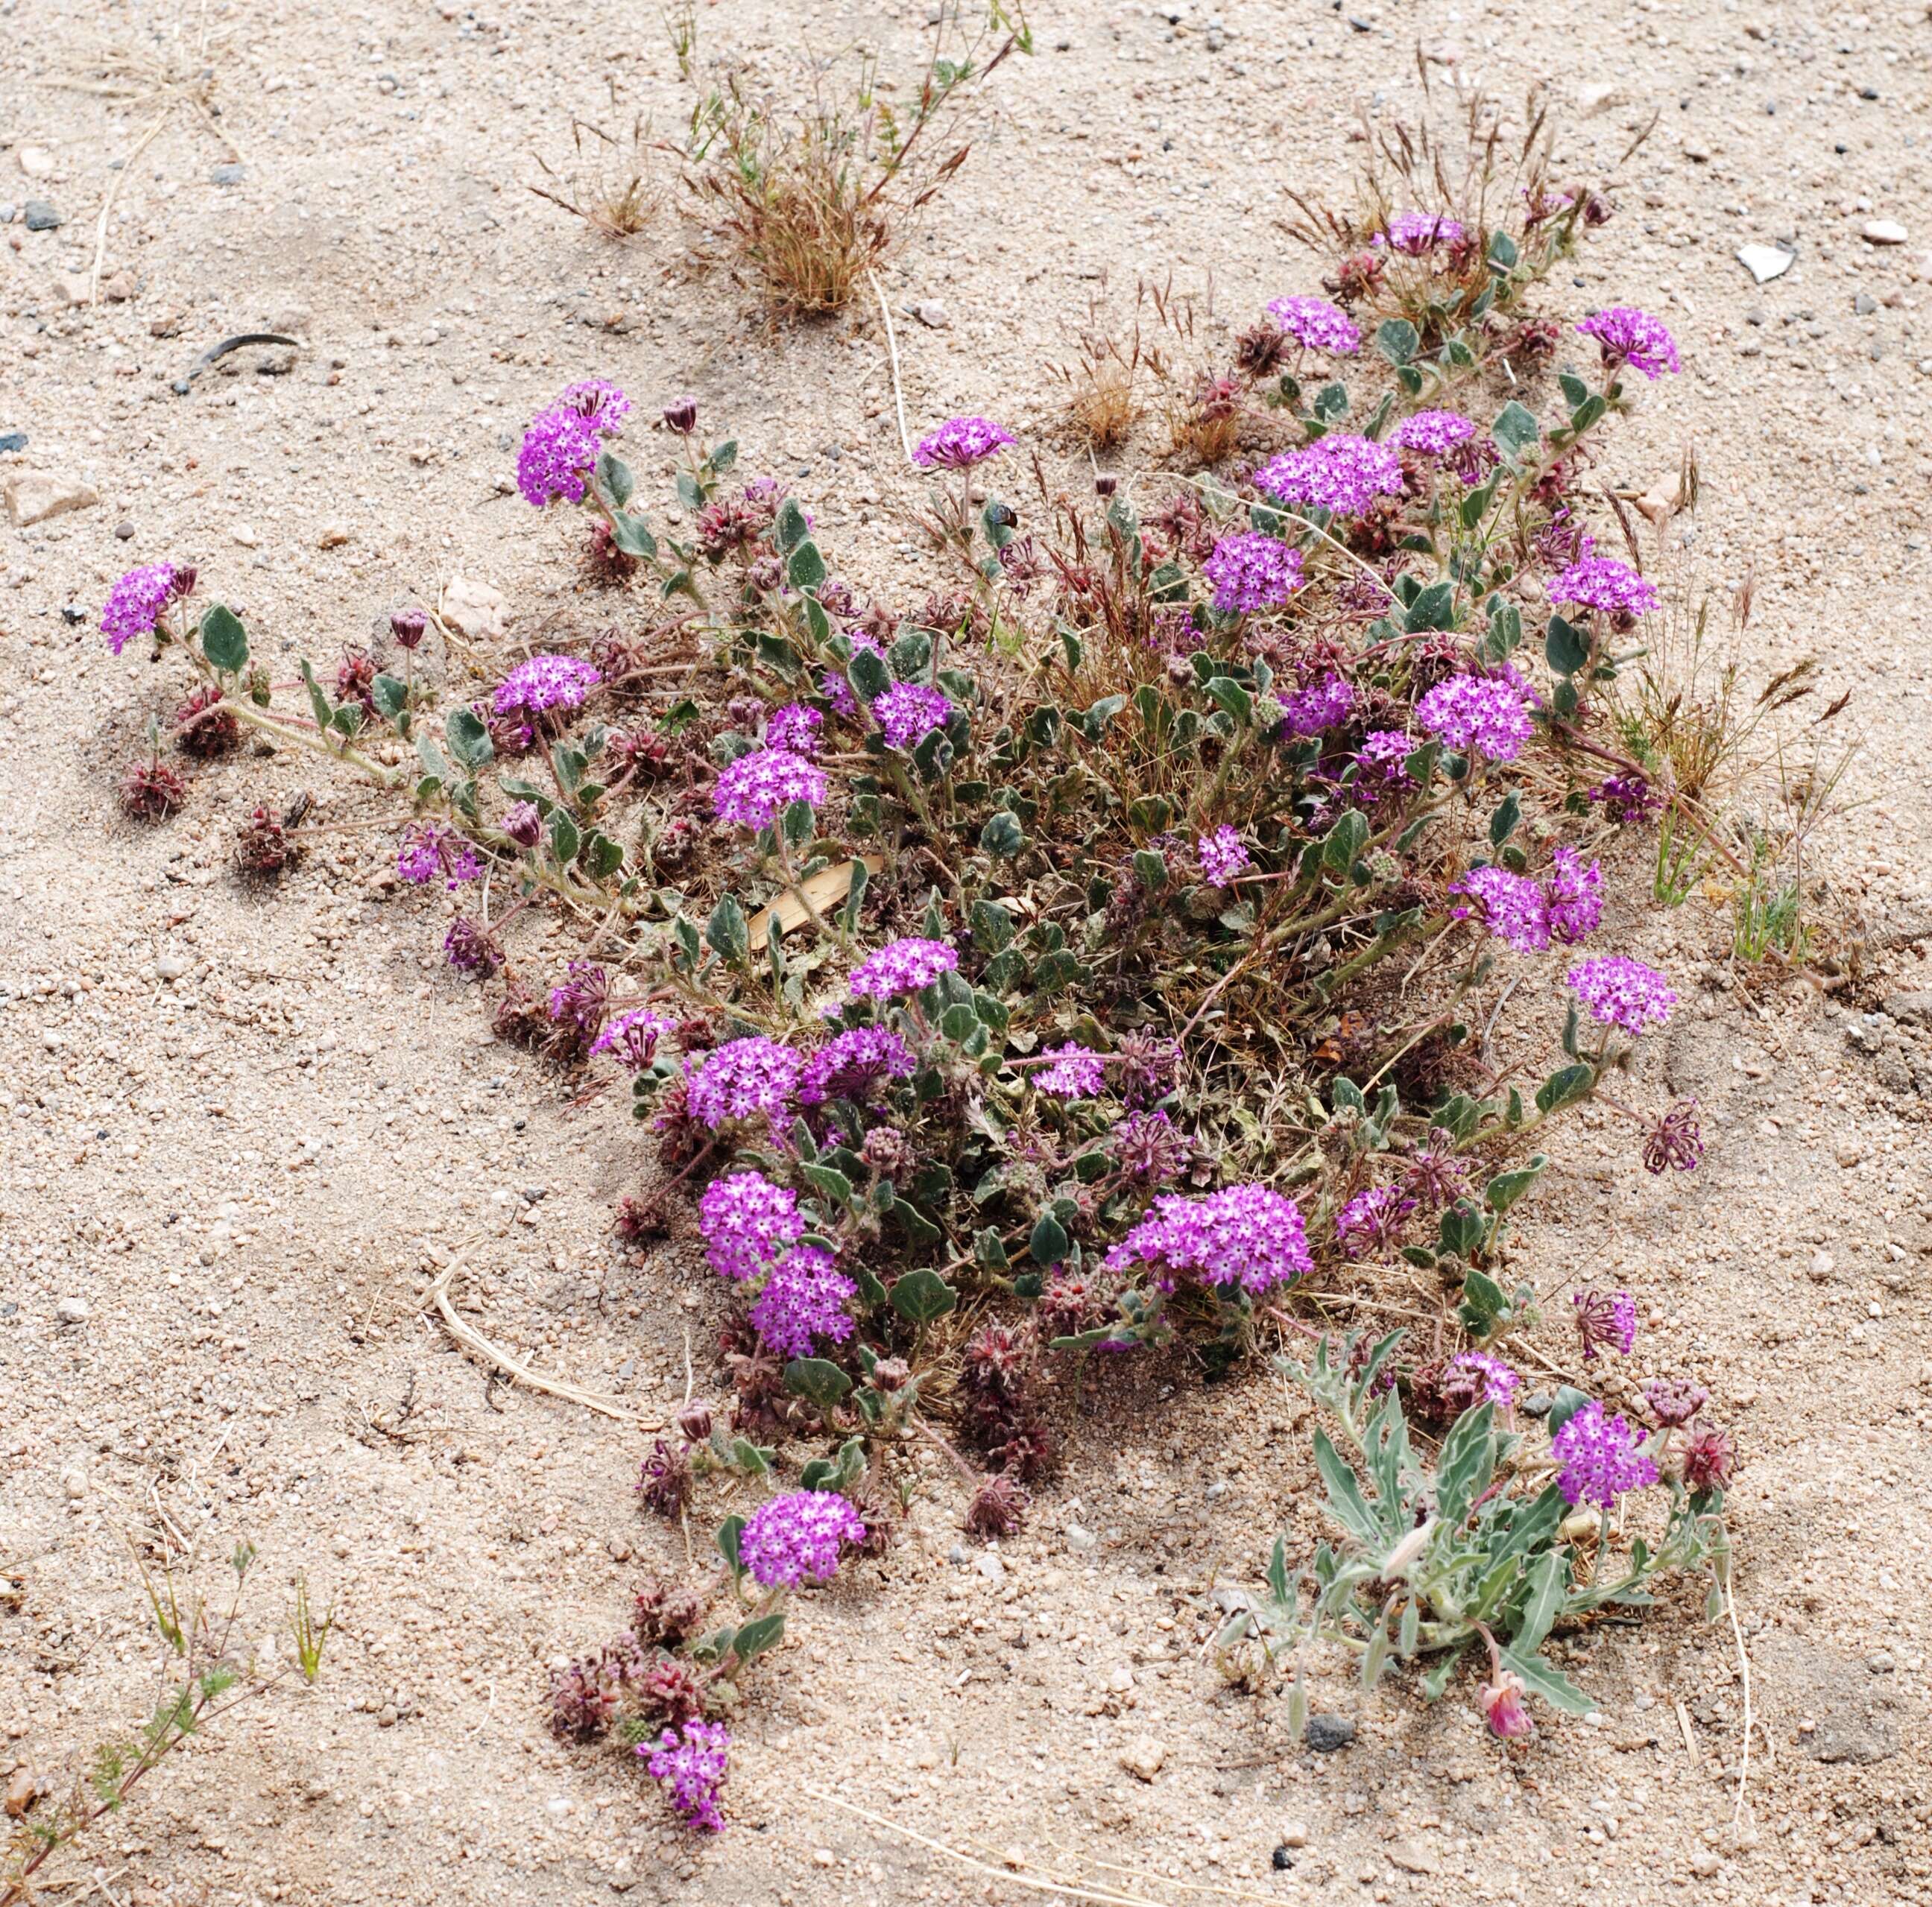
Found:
765,703 -> 824,756
1034,1043 -> 1106,1098
699,1171 -> 804,1283
1265,294 -> 1361,354
1112,1108 -> 1190,1186
1106,1183 -> 1313,1294
819,668 -> 859,719
1391,410 -> 1477,456
1547,554 -> 1659,621
1416,674 -> 1534,762
641,1720 -> 730,1834
800,1024 -> 916,1104
1590,773 -> 1660,824
849,937 -> 959,999
748,1246 -> 857,1358
1576,306 -> 1680,379
738,1490 -> 867,1587
591,1007 -> 677,1071
1279,671 -> 1356,739
913,417 -> 1015,469
1355,730 -> 1415,788
1451,1350 -> 1521,1408
397,821 -> 482,888
1196,826 -> 1251,888
684,1037 -> 803,1131
1573,1288 -> 1638,1360
547,960 -> 610,1034
872,681 -> 953,750
1567,955 -> 1676,1034
1551,1400 -> 1658,1509
1454,847 -> 1602,954
1203,531 -> 1305,613
493,654 -> 603,716
516,382 -> 631,507
712,747 -> 827,830
1255,434 -> 1404,517
1375,211 -> 1467,254
1334,1185 -> 1415,1257
102,563 -> 178,656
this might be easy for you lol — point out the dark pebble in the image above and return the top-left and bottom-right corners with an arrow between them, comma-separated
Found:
23,200 -> 62,232
0,431 -> 25,454
1521,1391 -> 1554,1418
1272,1847 -> 1295,1872
115,521 -> 136,540
60,606 -> 86,625
212,163 -> 247,186
1304,1713 -> 1356,1753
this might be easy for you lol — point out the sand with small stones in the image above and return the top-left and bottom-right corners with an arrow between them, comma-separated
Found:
4,1 -> 1932,1903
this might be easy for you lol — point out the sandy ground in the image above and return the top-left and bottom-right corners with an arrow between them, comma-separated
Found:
5,0 -> 1932,1903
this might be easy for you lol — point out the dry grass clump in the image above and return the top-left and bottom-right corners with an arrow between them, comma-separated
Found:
531,115 -> 658,238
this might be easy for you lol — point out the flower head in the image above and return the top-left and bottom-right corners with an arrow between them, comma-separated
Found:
1196,826 -> 1251,888
1265,294 -> 1361,353
1643,1098 -> 1704,1174
738,1490 -> 866,1587
800,1024 -> 917,1105
1355,729 -> 1415,788
546,961 -> 610,1038
1480,1667 -> 1535,1740
1279,671 -> 1356,739
1453,864 -> 1551,954
1106,1183 -> 1313,1294
1644,1377 -> 1709,1428
1576,306 -> 1680,379
1573,1288 -> 1637,1360
872,681 -> 954,751
1451,1350 -> 1521,1409
765,703 -> 824,757
103,563 -> 178,655
1374,210 -> 1466,254
1547,554 -> 1659,622
493,654 -> 602,716
1392,410 -> 1477,457
820,668 -> 859,719
517,385 -> 628,507
1417,674 -> 1534,761
747,1246 -> 856,1359
442,916 -> 502,977
1568,955 -> 1675,1034
1254,435 -> 1404,517
1682,1426 -> 1736,1493
700,1171 -> 803,1283
849,937 -> 958,1000
913,417 -> 1015,469
640,1720 -> 730,1834
1335,1185 -> 1416,1258
1544,847 -> 1603,944
502,800 -> 543,849
1034,1042 -> 1105,1099
1112,1109 -> 1189,1186
1203,531 -> 1305,613
1550,1400 -> 1658,1508
592,1007 -> 677,1072
712,747 -> 827,831
397,820 -> 482,888
1590,772 -> 1660,825
684,1037 -> 803,1133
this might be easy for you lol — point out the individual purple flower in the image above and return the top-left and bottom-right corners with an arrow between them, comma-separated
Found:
1550,1400 -> 1658,1509
397,820 -> 482,888
748,1245 -> 857,1359
738,1490 -> 867,1587
1544,847 -> 1603,944
1573,1288 -> 1637,1360
684,1037 -> 803,1132
1392,410 -> 1477,457
1480,1667 -> 1535,1740
765,703 -> 824,757
1453,864 -> 1550,954
1202,532 -> 1305,613
1567,955 -> 1675,1035
1278,671 -> 1356,739
1374,210 -> 1467,254
1644,1377 -> 1708,1428
641,1720 -> 730,1834
800,1025 -> 917,1105
1547,554 -> 1659,622
1105,1183 -> 1313,1294
712,747 -> 827,831
819,668 -> 859,720
848,937 -> 958,1000
1451,1350 -> 1521,1410
1354,729 -> 1415,788
871,681 -> 954,751
1642,1098 -> 1704,1174
912,417 -> 1015,469
1034,1043 -> 1106,1098
1196,826 -> 1251,888
1416,674 -> 1534,762
1590,773 -> 1660,825
591,1007 -> 677,1072
700,1171 -> 804,1283
1112,1109 -> 1189,1186
1576,306 -> 1680,379
1254,435 -> 1404,517
1334,1185 -> 1415,1258
1265,294 -> 1361,354
102,563 -> 178,656
493,654 -> 603,717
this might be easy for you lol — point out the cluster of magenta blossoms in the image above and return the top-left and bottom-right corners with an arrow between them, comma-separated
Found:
1416,673 -> 1535,762
872,681 -> 953,751
684,1037 -> 802,1133
1568,956 -> 1676,1036
699,1170 -> 804,1282
912,416 -> 1014,469
1279,671 -> 1355,739
1576,306 -> 1681,379
517,381 -> 631,507
397,821 -> 482,889
1390,409 -> 1477,458
493,654 -> 602,718
1453,847 -> 1603,955
1196,826 -> 1251,888
101,561 -> 185,655
746,1246 -> 856,1359
737,1490 -> 866,1587
1550,1401 -> 1658,1509
1254,434 -> 1404,518
1375,209 -> 1466,253
591,1008 -> 676,1072
1202,531 -> 1305,613
847,937 -> 959,999
1547,554 -> 1659,622
641,1720 -> 731,1833
1265,294 -> 1361,354
1451,1350 -> 1521,1409
1033,1043 -> 1106,1098
1106,1183 -> 1313,1295
1334,1184 -> 1415,1257
799,1025 -> 916,1105
1573,1288 -> 1638,1360
712,747 -> 827,831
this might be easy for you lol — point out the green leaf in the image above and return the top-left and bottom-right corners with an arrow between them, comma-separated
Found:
800,1161 -> 853,1207
848,647 -> 889,701
784,1358 -> 853,1411
1534,1063 -> 1596,1116
1492,400 -> 1541,463
1374,317 -> 1419,366
787,540 -> 827,591
610,513 -> 658,559
1433,1404 -> 1496,1526
1404,580 -> 1457,632
1459,1268 -> 1508,1332
974,1227 -> 1009,1269
1029,1210 -> 1070,1267
595,451 -> 634,508
716,1514 -> 745,1575
1489,791 -> 1522,847
1483,1154 -> 1547,1216
729,1610 -> 786,1662
841,856 -> 870,934
1312,1429 -> 1383,1547
371,673 -> 408,722
774,499 -> 810,553
546,808 -> 581,867
1498,1644 -> 1594,1718
1420,1642 -> 1470,1700
198,604 -> 250,673
979,812 -> 1026,858
1438,1202 -> 1484,1259
1205,676 -> 1254,726
446,706 -> 494,770
1487,230 -> 1520,271
1312,382 -> 1350,424
1321,808 -> 1370,873
1512,1549 -> 1568,1654
707,894 -> 750,965
581,830 -> 624,881
1546,1385 -> 1592,1435
890,1268 -> 958,1327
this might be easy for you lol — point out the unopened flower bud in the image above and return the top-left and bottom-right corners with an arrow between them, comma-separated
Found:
1480,1667 -> 1535,1740
502,800 -> 543,849
663,397 -> 698,435
1093,475 -> 1118,497
675,1398 -> 714,1444
168,564 -> 198,600
390,607 -> 427,650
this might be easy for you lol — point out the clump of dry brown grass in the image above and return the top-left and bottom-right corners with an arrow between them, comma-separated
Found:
531,115 -> 657,239
673,3 -> 1029,318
